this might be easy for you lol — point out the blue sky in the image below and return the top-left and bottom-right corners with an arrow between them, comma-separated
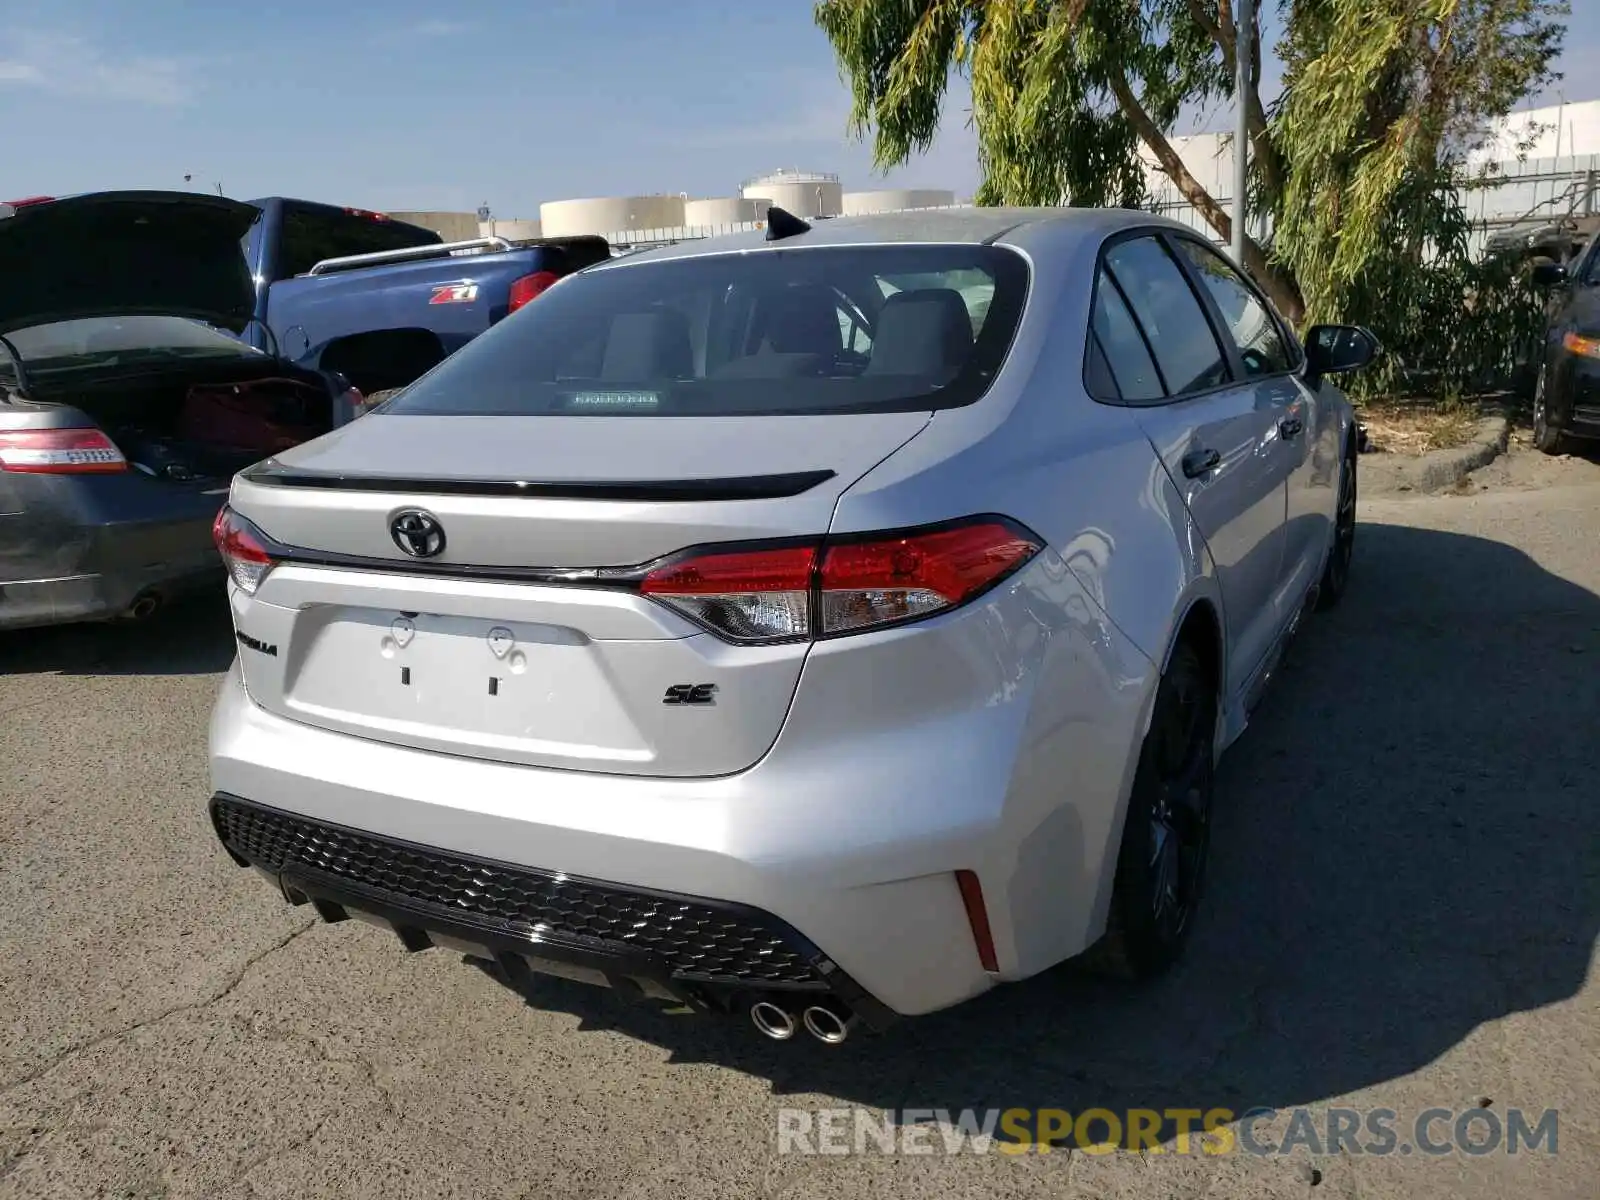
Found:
1,1 -> 1593,217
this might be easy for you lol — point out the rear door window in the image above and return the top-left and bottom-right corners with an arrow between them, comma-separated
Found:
275,205 -> 441,279
1103,237 -> 1230,396
1090,270 -> 1165,402
381,245 -> 1030,417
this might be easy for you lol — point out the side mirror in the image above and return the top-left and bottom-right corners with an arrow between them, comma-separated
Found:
1304,324 -> 1379,385
1530,260 -> 1569,288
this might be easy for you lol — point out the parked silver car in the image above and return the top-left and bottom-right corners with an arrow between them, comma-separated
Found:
207,207 -> 1372,1042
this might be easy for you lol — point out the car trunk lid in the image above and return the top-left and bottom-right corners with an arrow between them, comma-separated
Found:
225,410 -> 930,776
0,191 -> 260,337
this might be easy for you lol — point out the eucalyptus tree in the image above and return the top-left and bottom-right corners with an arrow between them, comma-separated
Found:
816,0 -> 1566,339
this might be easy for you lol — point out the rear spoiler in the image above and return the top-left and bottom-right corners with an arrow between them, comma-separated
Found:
306,233 -> 613,277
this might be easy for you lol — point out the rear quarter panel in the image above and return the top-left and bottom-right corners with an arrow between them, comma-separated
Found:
825,218 -> 1223,971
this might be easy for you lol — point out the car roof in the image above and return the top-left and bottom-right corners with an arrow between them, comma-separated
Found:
594,206 -> 1191,269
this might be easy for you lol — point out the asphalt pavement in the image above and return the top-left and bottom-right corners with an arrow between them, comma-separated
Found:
2,447 -> 1597,1199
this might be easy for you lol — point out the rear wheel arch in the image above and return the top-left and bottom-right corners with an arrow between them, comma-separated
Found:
1162,598 -> 1224,703
1093,597 -> 1223,907
317,328 -> 446,396
1088,605 -> 1222,979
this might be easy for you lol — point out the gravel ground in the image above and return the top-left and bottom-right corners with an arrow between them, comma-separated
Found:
1,444 -> 1596,1199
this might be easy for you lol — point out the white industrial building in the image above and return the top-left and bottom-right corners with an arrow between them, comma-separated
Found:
1142,97 -> 1600,255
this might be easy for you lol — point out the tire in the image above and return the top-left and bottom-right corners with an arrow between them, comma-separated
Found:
1316,441 -> 1357,611
1090,640 -> 1217,981
1531,362 -> 1569,456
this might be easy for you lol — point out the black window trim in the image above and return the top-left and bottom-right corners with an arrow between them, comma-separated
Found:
1085,329 -> 1122,403
1093,263 -> 1170,402
1082,224 -> 1303,409
1085,227 -> 1233,407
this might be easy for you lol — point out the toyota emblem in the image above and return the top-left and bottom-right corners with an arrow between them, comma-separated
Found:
389,509 -> 446,558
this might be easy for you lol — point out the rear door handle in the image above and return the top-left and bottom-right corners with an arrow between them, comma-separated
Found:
1181,447 -> 1222,478
1280,416 -> 1304,438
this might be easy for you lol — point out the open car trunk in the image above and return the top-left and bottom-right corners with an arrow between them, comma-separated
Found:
33,359 -> 337,484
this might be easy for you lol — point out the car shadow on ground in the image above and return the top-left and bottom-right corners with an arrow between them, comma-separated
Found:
0,592 -> 236,677
474,519 -> 1598,1131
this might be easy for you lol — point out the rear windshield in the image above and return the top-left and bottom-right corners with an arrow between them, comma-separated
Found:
382,244 -> 1029,417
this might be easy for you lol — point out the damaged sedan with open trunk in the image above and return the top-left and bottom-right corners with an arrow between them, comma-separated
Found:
0,191 -> 363,631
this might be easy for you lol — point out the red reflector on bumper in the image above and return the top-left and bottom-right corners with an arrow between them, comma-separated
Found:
954,869 -> 999,972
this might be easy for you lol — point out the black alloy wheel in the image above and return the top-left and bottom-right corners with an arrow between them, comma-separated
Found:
1093,640 -> 1217,979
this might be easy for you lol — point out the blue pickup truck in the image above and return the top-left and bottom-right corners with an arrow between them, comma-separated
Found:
0,190 -> 608,631
240,197 -> 612,401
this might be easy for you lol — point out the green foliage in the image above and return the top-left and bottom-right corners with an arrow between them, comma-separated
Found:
815,0 -> 1227,209
1321,167 -> 1547,398
815,0 -> 1569,399
1274,1 -> 1566,318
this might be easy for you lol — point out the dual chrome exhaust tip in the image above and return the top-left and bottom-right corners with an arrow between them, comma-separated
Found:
750,998 -> 857,1045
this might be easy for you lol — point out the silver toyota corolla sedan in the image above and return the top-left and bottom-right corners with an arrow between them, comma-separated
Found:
207,206 -> 1373,1044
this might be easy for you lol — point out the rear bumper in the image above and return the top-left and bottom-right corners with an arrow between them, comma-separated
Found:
210,792 -> 898,1029
0,472 -> 227,630
0,562 -> 220,631
1549,350 -> 1600,437
207,553 -> 1158,1019
209,663 -> 1010,1019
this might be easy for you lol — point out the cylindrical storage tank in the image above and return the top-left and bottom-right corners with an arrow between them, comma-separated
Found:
683,196 -> 768,226
740,170 -> 842,218
481,218 -> 543,241
841,188 -> 957,215
539,195 -> 687,237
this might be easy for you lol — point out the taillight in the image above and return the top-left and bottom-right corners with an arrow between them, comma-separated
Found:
340,383 -> 369,416
637,518 -> 1042,644
508,271 -> 561,313
1562,331 -> 1600,361
0,428 -> 127,473
641,544 -> 816,643
819,520 -> 1042,635
212,505 -> 276,594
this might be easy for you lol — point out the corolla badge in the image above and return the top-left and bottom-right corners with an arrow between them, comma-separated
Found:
389,509 -> 446,558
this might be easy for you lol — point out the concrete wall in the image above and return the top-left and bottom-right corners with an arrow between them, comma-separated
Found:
482,218 -> 543,241
386,210 -> 484,241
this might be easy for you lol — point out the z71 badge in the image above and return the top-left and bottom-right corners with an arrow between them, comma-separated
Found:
429,281 -> 480,305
